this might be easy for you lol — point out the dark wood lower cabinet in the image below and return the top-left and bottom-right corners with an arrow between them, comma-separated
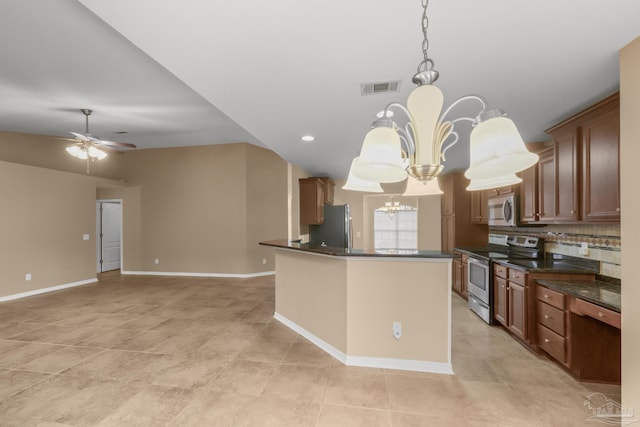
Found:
536,285 -> 621,384
507,282 -> 527,340
494,276 -> 508,326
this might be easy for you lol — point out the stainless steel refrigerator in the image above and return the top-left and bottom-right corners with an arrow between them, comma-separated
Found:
309,204 -> 352,248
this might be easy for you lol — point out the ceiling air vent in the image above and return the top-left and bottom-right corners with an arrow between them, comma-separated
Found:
360,80 -> 402,96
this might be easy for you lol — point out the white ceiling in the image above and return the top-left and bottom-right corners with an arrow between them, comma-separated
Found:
1,1 -> 639,179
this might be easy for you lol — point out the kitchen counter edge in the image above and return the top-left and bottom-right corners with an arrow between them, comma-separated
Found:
536,279 -> 621,313
259,240 -> 452,259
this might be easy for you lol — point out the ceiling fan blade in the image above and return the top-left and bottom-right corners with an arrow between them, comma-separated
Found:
96,140 -> 137,148
99,145 -> 125,155
70,131 -> 91,141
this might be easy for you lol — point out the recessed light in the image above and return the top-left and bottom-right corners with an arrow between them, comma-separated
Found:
301,135 -> 315,142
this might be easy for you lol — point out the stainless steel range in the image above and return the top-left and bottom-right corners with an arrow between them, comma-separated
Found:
466,235 -> 544,324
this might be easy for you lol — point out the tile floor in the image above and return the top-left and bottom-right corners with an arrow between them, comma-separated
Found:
0,273 -> 621,426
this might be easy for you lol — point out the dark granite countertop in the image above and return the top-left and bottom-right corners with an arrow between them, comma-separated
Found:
536,279 -> 621,312
260,239 -> 452,259
494,258 -> 599,274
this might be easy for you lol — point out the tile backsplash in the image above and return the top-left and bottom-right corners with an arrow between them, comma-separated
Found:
490,224 -> 621,279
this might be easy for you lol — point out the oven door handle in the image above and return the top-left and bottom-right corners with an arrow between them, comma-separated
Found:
468,258 -> 488,267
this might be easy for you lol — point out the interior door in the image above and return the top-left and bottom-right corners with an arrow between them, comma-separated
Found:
98,202 -> 122,272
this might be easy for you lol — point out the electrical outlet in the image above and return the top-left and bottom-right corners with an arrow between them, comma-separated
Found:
580,242 -> 589,256
262,258 -> 267,265
25,273 -> 32,281
154,258 -> 159,265
392,321 -> 402,339
83,234 -> 90,241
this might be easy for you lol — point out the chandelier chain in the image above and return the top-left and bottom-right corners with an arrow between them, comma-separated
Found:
418,0 -> 432,72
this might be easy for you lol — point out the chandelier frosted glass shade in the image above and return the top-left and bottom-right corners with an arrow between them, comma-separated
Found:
355,127 -> 408,183
466,173 -> 522,191
465,117 -> 538,180
403,176 -> 443,196
66,145 -> 88,159
343,158 -> 384,192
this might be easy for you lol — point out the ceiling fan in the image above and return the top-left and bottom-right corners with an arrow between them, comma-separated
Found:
65,108 -> 136,173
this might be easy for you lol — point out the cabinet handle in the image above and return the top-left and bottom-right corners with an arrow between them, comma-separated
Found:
598,312 -> 604,318
544,314 -> 550,319
544,294 -> 549,299
570,210 -> 575,214
501,284 -> 505,288
544,338 -> 551,343
616,208 -> 621,213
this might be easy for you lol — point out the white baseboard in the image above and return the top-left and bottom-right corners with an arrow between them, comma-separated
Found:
121,270 -> 275,279
0,278 -> 98,303
274,312 -> 454,375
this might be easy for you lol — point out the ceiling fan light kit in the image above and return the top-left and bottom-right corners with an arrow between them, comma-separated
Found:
345,0 -> 539,193
65,108 -> 136,173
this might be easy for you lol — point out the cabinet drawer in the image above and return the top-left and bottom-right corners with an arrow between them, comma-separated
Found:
494,264 -> 507,279
536,286 -> 565,309
537,301 -> 565,336
508,268 -> 526,285
537,324 -> 566,363
573,298 -> 621,329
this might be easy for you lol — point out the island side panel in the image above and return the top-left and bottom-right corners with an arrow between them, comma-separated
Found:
345,258 -> 451,364
274,249 -> 348,353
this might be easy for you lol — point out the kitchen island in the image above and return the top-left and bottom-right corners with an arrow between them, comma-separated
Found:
259,239 -> 453,374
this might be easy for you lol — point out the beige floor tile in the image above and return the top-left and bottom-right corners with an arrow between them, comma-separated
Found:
242,395 -> 321,427
168,390 -> 256,427
17,346 -> 104,374
0,370 -> 51,399
262,364 -> 330,402
237,338 -> 293,363
282,342 -> 337,368
95,384 -> 193,427
0,342 -> 66,369
317,403 -> 392,427
385,373 -> 466,416
0,322 -> 41,340
324,367 -> 389,409
60,348 -> 144,380
0,275 -> 621,427
150,355 -> 228,389
210,359 -> 279,396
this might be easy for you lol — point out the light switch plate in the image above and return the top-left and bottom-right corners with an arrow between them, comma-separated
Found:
83,234 -> 90,241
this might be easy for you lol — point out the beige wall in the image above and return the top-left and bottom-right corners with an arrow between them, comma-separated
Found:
346,258 -> 449,361
245,145 -> 289,272
121,143 -> 288,274
620,36 -> 640,411
275,250 -> 348,352
0,161 -> 104,298
288,164 -> 309,242
274,248 -> 451,366
0,130 -> 126,180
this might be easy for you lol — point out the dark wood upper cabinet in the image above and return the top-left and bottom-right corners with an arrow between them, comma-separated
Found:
526,92 -> 621,224
470,190 -> 489,224
553,128 -> 580,222
581,98 -> 620,222
519,164 -> 538,223
538,147 -> 556,223
299,178 -> 325,224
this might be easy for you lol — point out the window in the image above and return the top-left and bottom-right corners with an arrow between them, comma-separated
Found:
374,204 -> 418,249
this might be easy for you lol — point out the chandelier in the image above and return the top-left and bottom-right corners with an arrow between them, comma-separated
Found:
378,196 -> 417,219
345,0 -> 538,192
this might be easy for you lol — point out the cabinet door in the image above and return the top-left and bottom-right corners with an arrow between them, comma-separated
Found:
508,282 -> 527,340
439,175 -> 454,216
582,109 -> 620,222
461,259 -> 469,299
453,259 -> 463,294
440,216 -> 454,253
538,148 -> 556,223
470,190 -> 486,224
299,179 -> 324,224
519,165 -> 538,223
554,129 -> 580,222
494,276 -> 508,326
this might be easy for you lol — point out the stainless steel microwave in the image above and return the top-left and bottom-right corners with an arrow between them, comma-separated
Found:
488,194 -> 517,226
